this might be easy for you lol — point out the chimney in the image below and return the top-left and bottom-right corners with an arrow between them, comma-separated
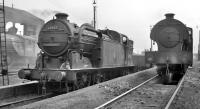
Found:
55,13 -> 69,20
165,13 -> 175,19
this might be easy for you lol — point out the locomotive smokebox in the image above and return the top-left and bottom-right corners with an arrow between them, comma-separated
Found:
165,13 -> 175,19
38,13 -> 73,57
55,13 -> 69,20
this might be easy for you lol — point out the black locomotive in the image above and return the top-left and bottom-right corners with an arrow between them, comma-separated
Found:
18,13 -> 135,91
145,13 -> 193,84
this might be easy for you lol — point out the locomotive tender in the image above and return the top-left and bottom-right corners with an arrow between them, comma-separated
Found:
18,13 -> 134,90
145,13 -> 193,84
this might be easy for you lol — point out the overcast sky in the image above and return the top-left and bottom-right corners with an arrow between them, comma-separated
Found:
7,0 -> 200,53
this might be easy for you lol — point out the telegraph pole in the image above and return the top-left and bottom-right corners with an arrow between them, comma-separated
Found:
93,0 -> 97,29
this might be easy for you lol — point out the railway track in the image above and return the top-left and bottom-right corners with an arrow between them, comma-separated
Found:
95,74 -> 159,109
0,93 -> 55,109
95,70 -> 187,109
164,70 -> 187,109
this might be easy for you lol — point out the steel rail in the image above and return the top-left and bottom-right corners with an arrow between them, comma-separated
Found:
95,74 -> 159,109
164,71 -> 187,109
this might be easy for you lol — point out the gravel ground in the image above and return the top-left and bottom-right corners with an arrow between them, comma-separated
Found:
16,68 -> 157,109
169,67 -> 200,109
108,77 -> 176,109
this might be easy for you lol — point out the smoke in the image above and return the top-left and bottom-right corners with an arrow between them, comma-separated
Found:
29,9 -> 61,21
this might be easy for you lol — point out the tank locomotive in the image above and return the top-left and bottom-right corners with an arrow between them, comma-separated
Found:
145,13 -> 193,84
18,13 -> 134,90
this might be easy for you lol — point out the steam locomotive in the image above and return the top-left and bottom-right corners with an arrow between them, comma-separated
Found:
18,13 -> 135,91
145,13 -> 193,84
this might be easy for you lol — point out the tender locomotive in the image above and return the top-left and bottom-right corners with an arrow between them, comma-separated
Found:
18,13 -> 134,91
145,13 -> 193,84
